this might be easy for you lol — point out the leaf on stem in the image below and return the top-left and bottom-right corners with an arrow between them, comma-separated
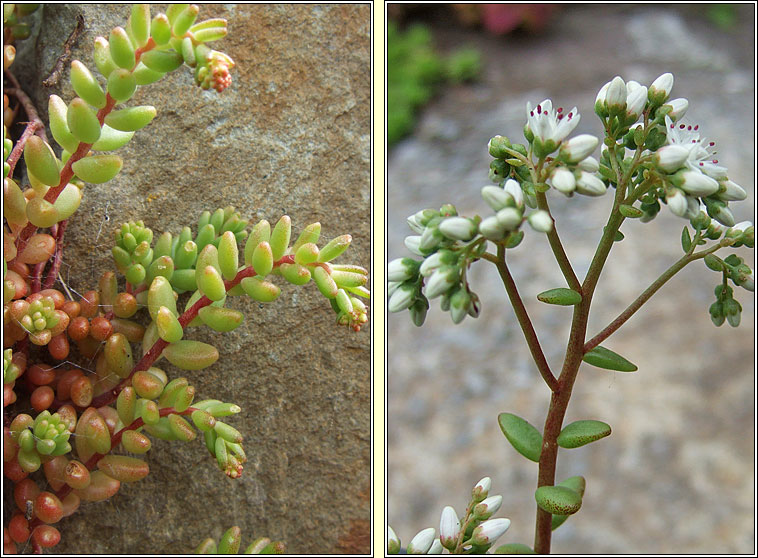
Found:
497,412 -> 542,462
557,420 -> 611,449
582,345 -> 638,372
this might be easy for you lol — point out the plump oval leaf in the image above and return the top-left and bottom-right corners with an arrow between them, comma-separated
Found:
163,340 -> 219,370
536,288 -> 582,306
494,543 -> 536,554
498,412 -> 542,462
71,154 -> 123,184
534,485 -> 582,515
557,420 -> 611,449
582,345 -> 638,372
104,106 -> 157,132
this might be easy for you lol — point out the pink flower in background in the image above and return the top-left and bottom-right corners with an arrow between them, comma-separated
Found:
480,4 -> 557,34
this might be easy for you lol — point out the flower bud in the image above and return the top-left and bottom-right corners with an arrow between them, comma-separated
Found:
425,266 -> 458,299
503,179 -> 524,208
605,76 -> 627,112
488,135 -> 511,158
406,527 -> 435,555
649,72 -> 674,104
439,506 -> 460,550
479,215 -> 506,240
473,495 -> 503,520
404,235 -> 424,256
439,217 -> 477,241
528,210 -> 553,233
471,518 -> 511,546
575,171 -> 607,197
663,97 -> 688,121
665,188 -> 689,218
549,167 -> 576,195
388,257 -> 419,282
388,283 -> 416,313
472,476 -> 491,501
717,179 -> 747,202
625,80 -> 647,119
655,145 -> 689,173
559,134 -> 598,163
578,155 -> 599,173
481,185 -> 513,212
496,207 -> 522,230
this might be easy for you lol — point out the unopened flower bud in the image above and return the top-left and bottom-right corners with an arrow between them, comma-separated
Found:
407,527 -> 436,554
503,179 -> 524,208
550,167 -> 576,195
473,495 -> 503,520
663,97 -> 688,121
472,477 -> 491,501
481,186 -> 514,212
577,156 -> 599,173
388,257 -> 419,282
528,210 -> 553,233
404,235 -> 423,256
388,283 -> 417,313
496,207 -> 523,230
471,518 -> 511,546
625,80 -> 648,119
710,203 -> 735,227
671,169 -> 719,197
605,76 -> 627,112
655,145 -> 689,173
718,179 -> 747,202
439,217 -> 477,241
666,188 -> 689,217
560,134 -> 598,163
439,506 -> 460,550
575,171 -> 607,196
649,72 -> 674,104
425,266 -> 459,299
488,135 -> 511,158
479,215 -> 507,241
428,540 -> 444,554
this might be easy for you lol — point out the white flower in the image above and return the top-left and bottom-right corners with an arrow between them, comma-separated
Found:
664,97 -> 688,121
439,217 -> 477,241
549,167 -> 576,195
560,134 -> 598,163
649,72 -> 674,102
528,210 -> 553,233
439,506 -> 460,550
471,518 -> 511,546
503,179 -> 524,208
665,116 -> 728,180
666,188 -> 689,217
575,171 -> 607,196
387,526 -> 400,554
525,99 -> 580,146
407,527 -> 436,555
655,144 -> 689,173
625,80 -> 648,118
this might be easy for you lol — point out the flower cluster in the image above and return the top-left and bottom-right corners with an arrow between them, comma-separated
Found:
388,478 -> 514,554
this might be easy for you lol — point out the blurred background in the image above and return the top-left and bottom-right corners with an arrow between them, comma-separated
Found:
387,3 -> 755,553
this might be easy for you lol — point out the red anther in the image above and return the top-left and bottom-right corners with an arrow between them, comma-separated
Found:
709,142 -> 715,146
687,125 -> 692,130
537,104 -> 542,113
557,107 -> 563,113
694,125 -> 699,130
679,124 -> 686,129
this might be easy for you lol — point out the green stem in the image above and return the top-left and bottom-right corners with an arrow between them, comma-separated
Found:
493,245 -> 559,392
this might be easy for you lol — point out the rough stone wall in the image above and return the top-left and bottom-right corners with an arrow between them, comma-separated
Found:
388,5 -> 754,553
9,4 -> 370,554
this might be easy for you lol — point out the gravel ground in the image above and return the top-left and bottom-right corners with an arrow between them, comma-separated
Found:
387,4 -> 755,554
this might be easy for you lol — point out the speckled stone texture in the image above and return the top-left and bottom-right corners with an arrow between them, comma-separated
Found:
7,4 -> 370,554
388,5 -> 754,554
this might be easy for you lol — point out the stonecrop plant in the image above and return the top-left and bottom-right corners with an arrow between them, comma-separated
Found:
3,4 -> 369,553
388,72 -> 752,553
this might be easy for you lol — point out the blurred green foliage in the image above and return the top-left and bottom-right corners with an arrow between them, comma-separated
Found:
387,21 -> 481,147
705,4 -> 737,30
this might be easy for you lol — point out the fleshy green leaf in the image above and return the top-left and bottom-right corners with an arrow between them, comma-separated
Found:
582,345 -> 638,372
536,288 -> 582,306
534,485 -> 582,515
494,543 -> 537,554
557,420 -> 611,449
498,412 -> 542,462
71,154 -> 123,184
